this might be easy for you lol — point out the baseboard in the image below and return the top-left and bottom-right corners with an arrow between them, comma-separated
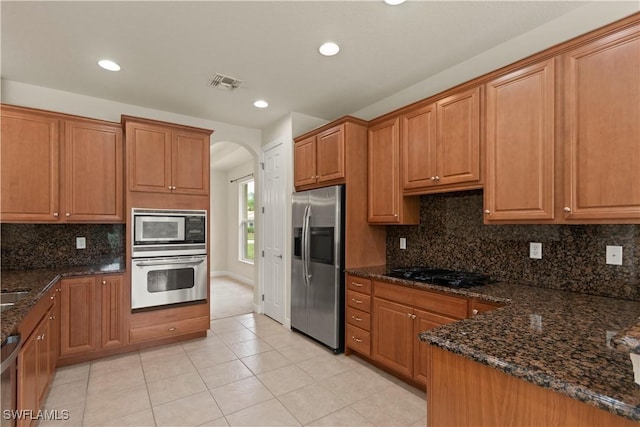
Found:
211,270 -> 254,287
253,303 -> 263,314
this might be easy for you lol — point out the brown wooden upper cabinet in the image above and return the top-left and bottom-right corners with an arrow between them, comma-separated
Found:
483,22 -> 639,224
0,105 -> 124,223
484,59 -> 556,222
368,117 -> 419,224
123,116 -> 212,196
294,123 -> 345,189
562,23 -> 640,222
402,86 -> 482,194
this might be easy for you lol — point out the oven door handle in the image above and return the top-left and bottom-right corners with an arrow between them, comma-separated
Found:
134,258 -> 205,267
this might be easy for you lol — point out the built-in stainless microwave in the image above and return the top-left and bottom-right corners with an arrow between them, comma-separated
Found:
132,208 -> 206,257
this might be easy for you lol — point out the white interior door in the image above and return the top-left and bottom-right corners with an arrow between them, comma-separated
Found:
261,141 -> 285,323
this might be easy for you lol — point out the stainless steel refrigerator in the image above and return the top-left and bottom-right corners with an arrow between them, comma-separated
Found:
291,185 -> 344,352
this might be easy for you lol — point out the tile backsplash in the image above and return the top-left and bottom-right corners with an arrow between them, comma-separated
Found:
1,224 -> 125,270
387,190 -> 640,301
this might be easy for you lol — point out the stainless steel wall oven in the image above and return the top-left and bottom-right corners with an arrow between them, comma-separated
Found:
131,208 -> 208,310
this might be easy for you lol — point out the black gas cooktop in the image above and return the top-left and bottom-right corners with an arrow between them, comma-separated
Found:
384,267 -> 492,289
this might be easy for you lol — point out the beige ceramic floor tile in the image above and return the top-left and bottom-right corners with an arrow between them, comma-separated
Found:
216,329 -> 258,346
147,371 -> 207,406
50,362 -> 90,387
87,365 -> 146,396
43,379 -> 88,409
306,407 -> 375,427
153,390 -> 222,426
321,368 -> 394,405
181,335 -> 226,352
241,350 -> 292,375
210,376 -> 274,415
139,343 -> 187,363
278,383 -> 346,425
247,322 -> 288,338
186,345 -> 238,371
227,338 -> 273,358
198,359 -> 254,389
261,331 -> 307,349
196,417 -> 230,427
83,384 -> 151,426
350,383 -> 426,427
296,354 -> 353,382
39,401 -> 85,427
210,318 -> 247,334
256,365 -> 316,396
225,399 -> 300,427
276,340 -> 328,364
142,354 -> 197,382
90,352 -> 142,378
97,408 -> 156,427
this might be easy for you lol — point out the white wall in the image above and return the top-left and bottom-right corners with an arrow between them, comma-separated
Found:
352,2 -> 640,121
210,170 -> 228,273
223,161 -> 255,285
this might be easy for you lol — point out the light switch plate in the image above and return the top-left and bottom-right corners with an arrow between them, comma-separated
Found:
76,237 -> 86,249
399,238 -> 407,250
606,245 -> 623,265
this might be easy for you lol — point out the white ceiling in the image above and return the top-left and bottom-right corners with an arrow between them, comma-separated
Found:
2,0 -> 592,135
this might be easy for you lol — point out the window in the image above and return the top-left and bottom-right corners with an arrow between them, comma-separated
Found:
240,179 -> 255,263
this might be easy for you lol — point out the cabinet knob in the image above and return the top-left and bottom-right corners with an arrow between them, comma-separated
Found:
412,314 -> 417,319
472,309 -> 479,315
168,327 -> 177,331
434,176 -> 440,181
49,315 -> 56,320
564,207 -> 571,212
484,210 -> 490,214
430,176 -> 436,181
102,280 -> 107,285
51,296 -> 55,300
66,213 -> 71,217
53,212 -> 59,217
407,313 -> 412,318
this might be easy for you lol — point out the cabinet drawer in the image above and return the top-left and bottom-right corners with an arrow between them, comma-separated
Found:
374,280 -> 468,319
346,275 -> 372,295
346,306 -> 371,331
346,324 -> 371,356
347,290 -> 371,313
129,316 -> 209,342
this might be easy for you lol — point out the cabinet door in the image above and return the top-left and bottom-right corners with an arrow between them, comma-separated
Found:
64,120 -> 123,221
402,104 -> 437,190
368,118 -> 401,223
99,274 -> 127,349
484,59 -> 555,221
17,328 -> 39,427
0,107 -> 60,222
294,136 -> 317,187
563,25 -> 640,221
316,124 -> 345,183
172,129 -> 210,195
126,121 -> 172,193
60,277 -> 98,356
413,309 -> 457,386
48,287 -> 61,371
436,86 -> 481,187
372,297 -> 413,378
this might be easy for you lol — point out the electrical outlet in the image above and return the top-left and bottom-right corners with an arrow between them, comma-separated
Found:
606,245 -> 623,265
399,238 -> 407,250
76,237 -> 86,249
529,242 -> 542,259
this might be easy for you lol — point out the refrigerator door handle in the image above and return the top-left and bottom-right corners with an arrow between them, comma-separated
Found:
301,205 -> 310,287
304,205 -> 312,286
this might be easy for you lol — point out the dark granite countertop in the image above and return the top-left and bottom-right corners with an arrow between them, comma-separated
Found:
346,265 -> 640,422
1,259 -> 125,344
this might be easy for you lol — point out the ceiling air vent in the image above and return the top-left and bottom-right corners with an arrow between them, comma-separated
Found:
208,73 -> 243,91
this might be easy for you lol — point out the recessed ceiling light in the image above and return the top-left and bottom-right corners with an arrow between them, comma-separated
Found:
253,100 -> 269,108
98,59 -> 120,71
318,42 -> 340,57
384,0 -> 406,5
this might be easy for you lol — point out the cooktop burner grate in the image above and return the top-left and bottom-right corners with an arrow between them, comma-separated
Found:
385,267 -> 492,288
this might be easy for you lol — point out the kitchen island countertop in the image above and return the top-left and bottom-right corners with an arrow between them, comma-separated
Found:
346,265 -> 640,422
1,259 -> 125,344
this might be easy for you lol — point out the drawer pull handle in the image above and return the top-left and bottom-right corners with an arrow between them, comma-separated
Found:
352,282 -> 364,287
168,327 -> 177,331
352,299 -> 363,304
351,316 -> 363,322
352,336 -> 363,343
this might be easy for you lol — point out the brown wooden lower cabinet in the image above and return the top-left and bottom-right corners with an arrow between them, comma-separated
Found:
59,274 -> 126,358
427,345 -> 637,427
